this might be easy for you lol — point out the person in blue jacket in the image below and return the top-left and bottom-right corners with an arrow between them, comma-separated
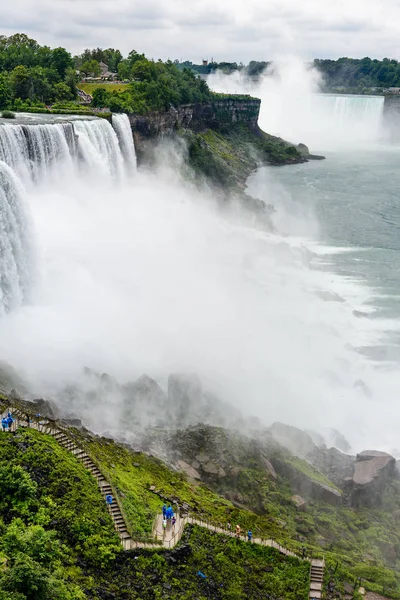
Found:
162,503 -> 167,518
1,418 -> 7,432
247,530 -> 253,542
106,494 -> 113,505
7,415 -> 13,430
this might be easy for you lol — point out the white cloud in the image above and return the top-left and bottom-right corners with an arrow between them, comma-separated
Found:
2,0 -> 400,61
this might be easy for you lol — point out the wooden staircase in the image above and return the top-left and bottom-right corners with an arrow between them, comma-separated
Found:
309,559 -> 325,599
9,408 -> 133,549
2,404 -> 325,598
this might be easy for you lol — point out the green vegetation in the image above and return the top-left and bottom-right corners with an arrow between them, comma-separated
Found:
0,34 -> 212,116
184,124 -> 303,190
77,82 -> 128,95
98,525 -> 309,600
89,58 -> 211,113
1,109 -> 15,118
0,427 -> 120,599
0,423 -> 310,599
0,34 -> 77,110
315,56 -> 400,92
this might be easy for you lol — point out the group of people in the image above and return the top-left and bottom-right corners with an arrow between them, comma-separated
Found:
162,504 -> 176,532
1,412 -> 13,432
227,522 -> 253,542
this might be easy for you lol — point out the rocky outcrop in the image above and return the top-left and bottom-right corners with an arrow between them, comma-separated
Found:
121,374 -> 167,428
348,450 -> 396,507
29,398 -> 59,419
272,458 -> 342,506
269,422 -> 315,457
129,97 -> 261,145
291,494 -> 307,511
307,446 -> 355,489
176,459 -> 201,480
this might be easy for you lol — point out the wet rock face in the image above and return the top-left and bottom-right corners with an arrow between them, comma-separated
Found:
307,446 -> 355,489
122,374 -> 167,428
272,458 -> 343,506
350,450 -> 396,508
269,422 -> 315,458
30,398 -> 59,419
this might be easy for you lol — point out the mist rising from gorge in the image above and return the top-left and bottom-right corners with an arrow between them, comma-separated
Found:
0,113 -> 397,453
208,58 -> 385,150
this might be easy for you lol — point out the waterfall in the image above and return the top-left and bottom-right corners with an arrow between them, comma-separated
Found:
0,122 -> 75,182
73,118 -> 124,178
0,114 -> 133,314
0,161 -> 34,315
323,94 -> 384,135
112,114 -> 137,173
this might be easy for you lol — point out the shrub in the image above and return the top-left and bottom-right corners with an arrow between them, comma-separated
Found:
1,110 -> 15,119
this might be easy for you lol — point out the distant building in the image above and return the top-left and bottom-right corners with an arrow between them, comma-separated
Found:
388,87 -> 400,94
99,61 -> 119,81
202,59 -> 208,66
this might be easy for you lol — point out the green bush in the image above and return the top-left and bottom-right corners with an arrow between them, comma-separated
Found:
1,110 -> 15,118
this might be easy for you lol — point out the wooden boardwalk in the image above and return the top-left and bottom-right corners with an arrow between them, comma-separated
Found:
1,405 -> 324,596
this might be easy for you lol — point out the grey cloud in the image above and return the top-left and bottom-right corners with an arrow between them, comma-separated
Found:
2,0 -> 400,62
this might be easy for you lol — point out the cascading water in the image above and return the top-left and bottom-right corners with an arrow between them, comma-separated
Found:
73,118 -> 124,178
0,107 -> 399,450
112,113 -> 137,173
208,65 -> 386,149
0,122 -> 75,182
0,115 -> 129,316
0,161 -> 34,314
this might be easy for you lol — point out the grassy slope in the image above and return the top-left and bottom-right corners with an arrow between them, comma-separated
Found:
0,426 -> 309,599
184,123 -> 304,192
73,429 -> 400,597
77,82 -> 129,95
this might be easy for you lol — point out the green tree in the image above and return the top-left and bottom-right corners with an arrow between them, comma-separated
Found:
0,72 -> 12,108
64,67 -> 78,98
50,47 -> 73,79
91,87 -> 109,107
80,59 -> 101,78
0,465 -> 37,520
53,81 -> 74,101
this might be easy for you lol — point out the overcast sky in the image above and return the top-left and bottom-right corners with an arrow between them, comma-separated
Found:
3,0 -> 400,62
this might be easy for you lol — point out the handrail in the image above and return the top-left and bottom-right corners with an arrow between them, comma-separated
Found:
2,403 -> 312,562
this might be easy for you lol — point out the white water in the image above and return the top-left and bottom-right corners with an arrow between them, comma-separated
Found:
0,162 -> 34,315
74,118 -> 124,179
0,109 -> 398,451
112,114 -> 137,173
208,61 -> 385,149
0,122 -> 75,183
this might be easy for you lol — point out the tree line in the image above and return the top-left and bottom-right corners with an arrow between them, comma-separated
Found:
0,34 -> 212,113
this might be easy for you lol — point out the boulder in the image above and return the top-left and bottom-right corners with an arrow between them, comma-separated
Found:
202,461 -> 226,478
272,458 -> 342,506
177,460 -> 201,480
260,456 -> 277,479
350,450 -> 396,507
307,446 -> 354,489
291,495 -> 307,511
30,398 -> 59,419
269,422 -> 315,457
